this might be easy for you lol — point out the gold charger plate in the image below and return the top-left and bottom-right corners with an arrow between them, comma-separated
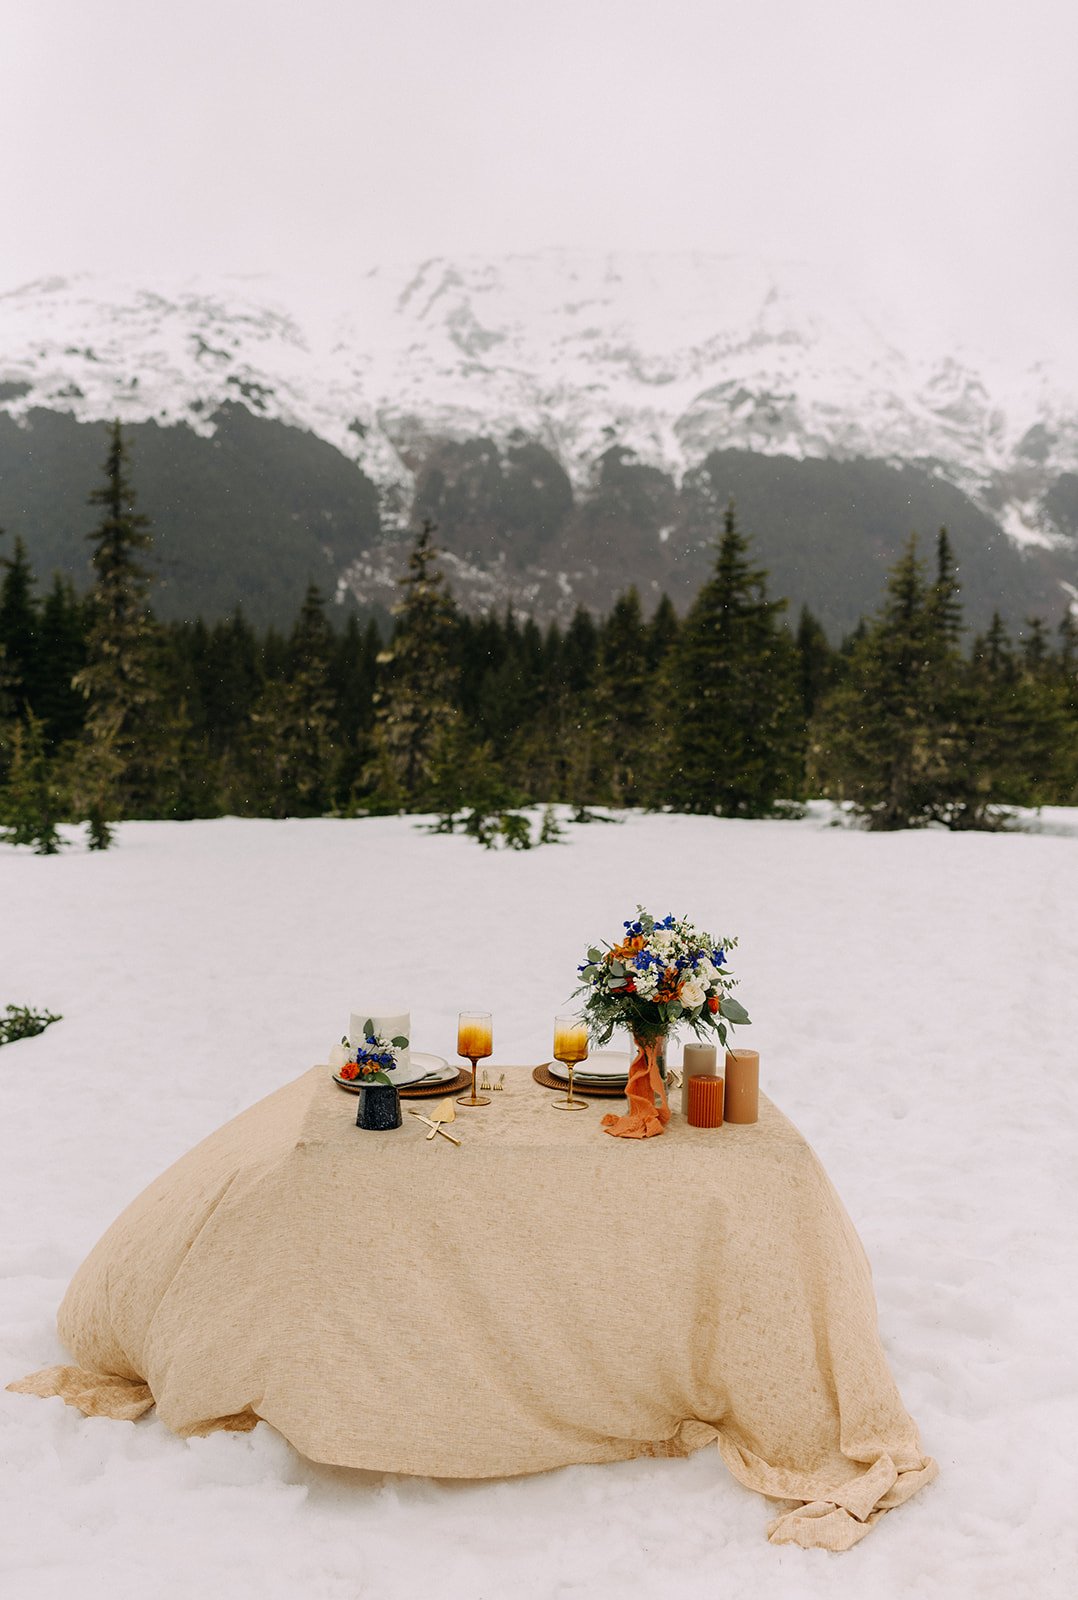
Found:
532,1063 -> 628,1098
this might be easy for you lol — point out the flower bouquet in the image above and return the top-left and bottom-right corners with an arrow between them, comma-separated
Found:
575,907 -> 749,1139
335,1020 -> 410,1086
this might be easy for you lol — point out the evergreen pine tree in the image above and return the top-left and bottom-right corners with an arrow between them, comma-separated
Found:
247,582 -> 337,816
591,587 -> 652,804
511,607 -> 604,812
962,607 -> 1075,810
1059,610 -> 1078,680
559,608 -> 600,696
474,610 -> 546,757
646,593 -> 679,674
811,535 -> 975,827
929,527 -> 963,646
196,607 -> 265,808
0,711 -> 66,853
794,605 -> 837,720
366,521 -> 460,806
34,575 -> 87,747
1055,611 -> 1078,801
924,526 -> 984,825
663,502 -> 800,815
1020,616 -> 1050,673
0,534 -> 39,721
328,612 -> 380,805
812,538 -> 926,826
72,420 -> 159,837
964,612 -> 1020,808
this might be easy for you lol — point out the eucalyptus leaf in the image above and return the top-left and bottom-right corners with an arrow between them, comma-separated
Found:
588,947 -> 602,963
720,996 -> 750,1025
363,1017 -> 374,1037
391,1035 -> 409,1048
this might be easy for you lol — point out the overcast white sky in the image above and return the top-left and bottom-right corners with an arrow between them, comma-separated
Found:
1,0 -> 1076,365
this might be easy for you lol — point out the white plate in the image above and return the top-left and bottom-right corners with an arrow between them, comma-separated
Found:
331,1050 -> 453,1089
402,1051 -> 454,1084
547,1051 -> 630,1083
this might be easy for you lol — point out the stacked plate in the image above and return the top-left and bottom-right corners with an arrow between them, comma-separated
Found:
332,1051 -> 455,1092
546,1050 -> 630,1089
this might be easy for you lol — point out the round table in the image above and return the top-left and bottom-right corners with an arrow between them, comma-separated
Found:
9,1065 -> 937,1550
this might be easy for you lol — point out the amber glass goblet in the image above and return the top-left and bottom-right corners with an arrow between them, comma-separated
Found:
456,1011 -> 493,1107
552,1014 -> 590,1110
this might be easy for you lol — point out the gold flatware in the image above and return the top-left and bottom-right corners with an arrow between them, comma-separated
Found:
423,1097 -> 456,1140
407,1108 -> 462,1146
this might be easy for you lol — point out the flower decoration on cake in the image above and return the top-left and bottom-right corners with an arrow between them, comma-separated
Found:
334,1019 -> 410,1086
575,906 -> 750,1045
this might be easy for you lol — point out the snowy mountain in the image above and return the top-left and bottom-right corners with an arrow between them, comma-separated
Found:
2,254 -> 1077,629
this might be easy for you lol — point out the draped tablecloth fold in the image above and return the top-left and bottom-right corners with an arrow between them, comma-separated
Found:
10,1066 -> 936,1549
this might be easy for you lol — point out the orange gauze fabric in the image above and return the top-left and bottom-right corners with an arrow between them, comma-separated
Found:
601,1035 -> 671,1138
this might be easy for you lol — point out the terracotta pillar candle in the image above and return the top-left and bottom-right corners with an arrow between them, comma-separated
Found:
686,1075 -> 724,1128
681,1041 -> 717,1115
724,1048 -> 759,1124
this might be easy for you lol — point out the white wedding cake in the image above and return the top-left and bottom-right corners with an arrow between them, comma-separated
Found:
347,1008 -> 411,1074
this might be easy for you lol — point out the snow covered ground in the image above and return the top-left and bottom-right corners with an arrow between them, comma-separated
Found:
2,808 -> 1076,1599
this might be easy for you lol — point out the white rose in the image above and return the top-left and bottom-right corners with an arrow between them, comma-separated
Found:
680,979 -> 706,1009
650,929 -> 674,952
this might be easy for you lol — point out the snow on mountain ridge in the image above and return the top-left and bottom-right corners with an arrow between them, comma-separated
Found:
2,254 -> 1077,547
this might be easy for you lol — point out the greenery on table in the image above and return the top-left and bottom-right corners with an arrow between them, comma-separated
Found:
0,1004 -> 62,1047
1,425 -> 1076,848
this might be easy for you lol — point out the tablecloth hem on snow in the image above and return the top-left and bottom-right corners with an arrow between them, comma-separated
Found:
8,1067 -> 939,1551
8,1362 -> 937,1549
6,1366 -> 259,1434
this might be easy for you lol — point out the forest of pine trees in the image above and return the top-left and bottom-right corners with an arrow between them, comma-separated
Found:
1,425 -> 1077,851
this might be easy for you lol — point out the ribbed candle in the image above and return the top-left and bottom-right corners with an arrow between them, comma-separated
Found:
686,1074 -> 724,1128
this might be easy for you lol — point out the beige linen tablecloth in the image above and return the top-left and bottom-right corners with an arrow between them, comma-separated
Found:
11,1066 -> 936,1549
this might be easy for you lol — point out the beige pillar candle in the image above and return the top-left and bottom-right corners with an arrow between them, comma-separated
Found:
724,1048 -> 759,1123
681,1041 -> 717,1115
